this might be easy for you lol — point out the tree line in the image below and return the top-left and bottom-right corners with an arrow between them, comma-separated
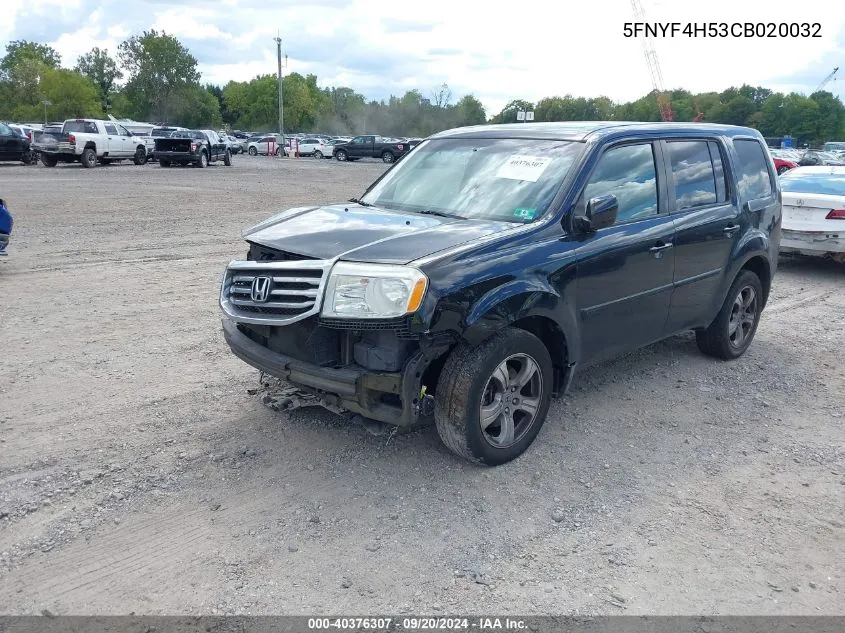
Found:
1,35 -> 843,144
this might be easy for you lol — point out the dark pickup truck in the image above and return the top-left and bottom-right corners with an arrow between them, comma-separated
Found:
220,122 -> 781,465
154,129 -> 231,168
332,135 -> 409,163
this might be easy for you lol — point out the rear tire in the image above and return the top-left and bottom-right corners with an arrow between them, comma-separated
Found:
248,146 -> 257,156
81,148 -> 97,168
434,328 -> 553,466
314,150 -> 323,159
159,159 -> 171,167
381,151 -> 395,163
197,151 -> 208,168
335,149 -> 348,161
696,270 -> 764,360
224,150 -> 232,166
41,154 -> 58,167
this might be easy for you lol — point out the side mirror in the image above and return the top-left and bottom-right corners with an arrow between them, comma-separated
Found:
574,194 -> 618,233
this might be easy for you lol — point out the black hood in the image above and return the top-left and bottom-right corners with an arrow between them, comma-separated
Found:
242,203 -> 515,264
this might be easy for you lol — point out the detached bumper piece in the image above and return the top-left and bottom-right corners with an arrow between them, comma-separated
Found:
222,318 -> 429,427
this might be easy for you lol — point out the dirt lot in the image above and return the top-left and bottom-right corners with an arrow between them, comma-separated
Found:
0,156 -> 843,616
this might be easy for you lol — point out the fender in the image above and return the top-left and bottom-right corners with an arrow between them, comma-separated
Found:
461,279 -> 581,366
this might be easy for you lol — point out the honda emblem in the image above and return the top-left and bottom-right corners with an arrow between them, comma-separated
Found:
250,276 -> 271,302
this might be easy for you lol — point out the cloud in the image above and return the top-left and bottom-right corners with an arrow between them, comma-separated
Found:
381,17 -> 441,33
3,0 -> 844,117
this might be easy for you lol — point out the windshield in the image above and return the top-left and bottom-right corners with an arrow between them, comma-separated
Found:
171,131 -> 204,139
780,171 -> 845,196
360,138 -> 584,223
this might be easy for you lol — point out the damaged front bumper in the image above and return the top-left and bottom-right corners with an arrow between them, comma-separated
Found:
222,318 -> 432,427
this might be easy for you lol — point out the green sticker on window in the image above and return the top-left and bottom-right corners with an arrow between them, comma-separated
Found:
514,207 -> 538,221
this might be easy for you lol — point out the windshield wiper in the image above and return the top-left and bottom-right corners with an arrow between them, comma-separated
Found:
348,198 -> 371,207
415,209 -> 465,220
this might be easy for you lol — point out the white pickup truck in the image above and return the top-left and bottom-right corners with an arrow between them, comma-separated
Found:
39,119 -> 150,168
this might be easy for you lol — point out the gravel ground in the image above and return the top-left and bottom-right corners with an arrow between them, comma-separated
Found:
0,156 -> 843,616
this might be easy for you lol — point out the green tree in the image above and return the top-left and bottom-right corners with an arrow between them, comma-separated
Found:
7,66 -> 101,121
454,95 -> 486,126
0,40 -> 61,78
809,91 -> 845,145
173,85 -> 222,128
118,30 -> 200,122
75,47 -> 122,107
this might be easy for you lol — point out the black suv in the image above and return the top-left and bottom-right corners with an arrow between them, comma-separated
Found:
220,122 -> 781,465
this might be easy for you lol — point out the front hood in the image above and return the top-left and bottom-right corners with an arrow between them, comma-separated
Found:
242,203 -> 514,264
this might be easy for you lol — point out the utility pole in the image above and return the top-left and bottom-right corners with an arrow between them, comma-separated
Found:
275,35 -> 285,150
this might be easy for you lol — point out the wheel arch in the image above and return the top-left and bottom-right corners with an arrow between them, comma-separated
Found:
739,254 -> 772,308
458,285 -> 578,395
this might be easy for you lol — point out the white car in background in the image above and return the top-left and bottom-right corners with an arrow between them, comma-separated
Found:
247,134 -> 285,156
220,133 -> 243,154
290,137 -> 334,158
779,166 -> 845,263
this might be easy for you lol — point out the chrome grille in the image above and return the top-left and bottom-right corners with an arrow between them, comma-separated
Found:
220,259 -> 332,325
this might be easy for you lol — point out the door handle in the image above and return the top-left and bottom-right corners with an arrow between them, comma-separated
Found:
649,242 -> 673,253
723,224 -> 740,235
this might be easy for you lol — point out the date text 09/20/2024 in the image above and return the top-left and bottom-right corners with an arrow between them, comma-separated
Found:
308,617 -> 527,630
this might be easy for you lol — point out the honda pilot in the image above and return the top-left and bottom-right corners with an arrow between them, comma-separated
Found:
219,122 -> 781,465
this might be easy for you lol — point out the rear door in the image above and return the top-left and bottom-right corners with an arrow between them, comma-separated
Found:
661,138 -> 741,332
574,140 -> 677,364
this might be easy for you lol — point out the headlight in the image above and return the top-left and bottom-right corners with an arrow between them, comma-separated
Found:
321,262 -> 428,319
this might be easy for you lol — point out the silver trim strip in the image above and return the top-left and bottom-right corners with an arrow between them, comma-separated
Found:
219,259 -> 334,326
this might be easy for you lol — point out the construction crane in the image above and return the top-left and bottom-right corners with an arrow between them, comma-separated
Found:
815,67 -> 839,93
630,0 -> 673,121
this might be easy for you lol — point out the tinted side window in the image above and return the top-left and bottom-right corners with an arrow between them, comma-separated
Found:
0,122 -> 13,136
734,139 -> 773,200
583,143 -> 659,224
104,124 -> 118,135
666,141 -> 717,210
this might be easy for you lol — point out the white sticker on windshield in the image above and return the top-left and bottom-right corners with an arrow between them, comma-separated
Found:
495,155 -> 552,182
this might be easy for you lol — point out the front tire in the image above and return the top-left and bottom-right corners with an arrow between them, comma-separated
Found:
696,270 -> 764,360
41,153 -> 58,167
197,151 -> 208,168
434,328 -> 553,466
224,150 -> 232,166
248,146 -> 257,156
133,147 -> 148,165
313,150 -> 323,159
81,148 -> 97,168
335,149 -> 348,161
381,151 -> 395,163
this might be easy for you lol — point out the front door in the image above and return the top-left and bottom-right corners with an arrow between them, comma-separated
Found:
0,123 -> 15,160
103,123 -> 122,156
574,141 -> 676,365
115,124 -> 136,157
660,139 -> 742,332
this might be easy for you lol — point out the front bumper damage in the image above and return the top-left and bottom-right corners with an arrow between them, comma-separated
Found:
222,318 -> 433,427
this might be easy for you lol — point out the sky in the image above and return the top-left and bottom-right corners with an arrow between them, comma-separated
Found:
2,0 -> 844,117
